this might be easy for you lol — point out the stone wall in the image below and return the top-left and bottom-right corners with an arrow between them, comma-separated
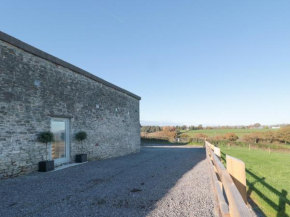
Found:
0,39 -> 140,179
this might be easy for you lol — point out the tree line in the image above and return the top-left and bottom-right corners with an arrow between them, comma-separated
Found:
142,125 -> 290,146
141,125 -> 204,133
192,126 -> 290,144
142,123 -> 289,132
242,127 -> 290,144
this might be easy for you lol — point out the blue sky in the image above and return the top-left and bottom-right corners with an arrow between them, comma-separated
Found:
1,1 -> 290,126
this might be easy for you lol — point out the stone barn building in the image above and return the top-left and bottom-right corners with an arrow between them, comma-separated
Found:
0,31 -> 141,179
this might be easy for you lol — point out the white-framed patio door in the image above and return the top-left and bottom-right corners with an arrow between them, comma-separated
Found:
50,118 -> 70,164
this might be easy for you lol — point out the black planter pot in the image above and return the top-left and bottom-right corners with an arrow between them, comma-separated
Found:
39,160 -> 54,172
76,154 -> 87,163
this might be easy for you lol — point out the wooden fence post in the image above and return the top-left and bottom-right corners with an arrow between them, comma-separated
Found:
214,147 -> 221,160
226,155 -> 247,204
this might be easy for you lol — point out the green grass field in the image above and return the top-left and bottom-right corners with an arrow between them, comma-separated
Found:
220,146 -> 290,217
181,128 -> 271,138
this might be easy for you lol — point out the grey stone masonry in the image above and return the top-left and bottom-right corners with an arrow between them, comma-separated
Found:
0,32 -> 141,179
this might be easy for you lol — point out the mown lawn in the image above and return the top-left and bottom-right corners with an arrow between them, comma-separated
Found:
181,128 -> 271,138
220,146 -> 290,217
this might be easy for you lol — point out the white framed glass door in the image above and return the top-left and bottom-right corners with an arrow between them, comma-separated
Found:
51,118 -> 70,164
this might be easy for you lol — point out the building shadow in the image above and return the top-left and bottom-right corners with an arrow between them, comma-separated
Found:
0,144 -> 209,217
134,146 -> 209,216
141,139 -> 191,147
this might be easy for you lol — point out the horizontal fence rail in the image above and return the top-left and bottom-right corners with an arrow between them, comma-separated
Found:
205,141 -> 251,217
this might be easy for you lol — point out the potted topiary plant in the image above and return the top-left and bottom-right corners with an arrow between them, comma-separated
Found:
75,131 -> 88,163
37,131 -> 55,172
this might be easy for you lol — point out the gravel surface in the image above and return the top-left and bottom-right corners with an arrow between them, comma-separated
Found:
0,145 -> 217,217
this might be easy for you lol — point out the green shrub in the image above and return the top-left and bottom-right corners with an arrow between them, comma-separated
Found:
75,131 -> 87,142
37,131 -> 54,161
38,131 -> 54,144
225,133 -> 239,141
180,134 -> 190,138
75,131 -> 88,154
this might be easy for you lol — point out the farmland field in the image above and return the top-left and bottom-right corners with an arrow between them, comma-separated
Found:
181,128 -> 272,138
220,146 -> 290,217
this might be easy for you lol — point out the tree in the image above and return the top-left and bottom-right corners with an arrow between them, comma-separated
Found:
181,125 -> 187,130
194,133 -> 208,139
225,133 -> 239,141
75,131 -> 87,142
242,132 -> 262,143
75,131 -> 88,154
38,131 -> 54,161
197,124 -> 203,130
253,123 -> 261,128
276,126 -> 290,144
189,125 -> 195,130
214,135 -> 226,140
141,126 -> 162,133
163,126 -> 176,132
263,131 -> 275,143
180,134 -> 190,138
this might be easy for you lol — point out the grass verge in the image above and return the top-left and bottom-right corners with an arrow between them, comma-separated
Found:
220,146 -> 290,217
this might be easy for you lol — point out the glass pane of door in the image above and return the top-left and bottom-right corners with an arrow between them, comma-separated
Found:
51,119 -> 66,160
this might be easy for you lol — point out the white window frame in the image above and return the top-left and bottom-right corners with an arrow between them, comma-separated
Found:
50,117 -> 70,165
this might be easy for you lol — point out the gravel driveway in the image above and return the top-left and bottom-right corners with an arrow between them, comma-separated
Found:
0,145 -> 217,217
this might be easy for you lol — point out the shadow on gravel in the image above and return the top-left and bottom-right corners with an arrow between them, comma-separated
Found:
123,144 -> 208,216
0,143 -> 208,217
141,139 -> 191,147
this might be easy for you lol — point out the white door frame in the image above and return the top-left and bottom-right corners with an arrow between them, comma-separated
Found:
50,117 -> 70,165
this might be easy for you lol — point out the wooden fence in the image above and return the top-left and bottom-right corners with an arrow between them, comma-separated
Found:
205,141 -> 251,217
